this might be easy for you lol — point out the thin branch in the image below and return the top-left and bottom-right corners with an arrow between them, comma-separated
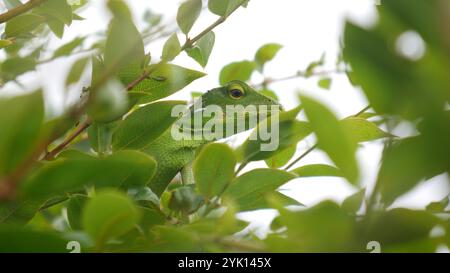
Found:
0,0 -> 46,24
256,69 -> 346,88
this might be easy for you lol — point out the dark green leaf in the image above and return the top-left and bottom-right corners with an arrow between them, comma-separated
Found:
67,194 -> 88,230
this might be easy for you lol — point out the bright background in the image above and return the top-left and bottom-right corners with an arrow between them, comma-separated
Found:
2,0 -> 449,239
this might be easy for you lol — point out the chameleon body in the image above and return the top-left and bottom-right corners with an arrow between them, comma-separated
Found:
142,80 -> 280,196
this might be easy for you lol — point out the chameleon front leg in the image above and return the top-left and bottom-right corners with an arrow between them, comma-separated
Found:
180,161 -> 195,185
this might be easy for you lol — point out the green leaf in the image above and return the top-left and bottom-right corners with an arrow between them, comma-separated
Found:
426,195 -> 449,213
161,33 -> 181,61
224,169 -> 296,211
87,121 -> 119,153
265,146 -> 296,169
208,0 -> 247,16
87,79 -> 129,123
126,63 -> 206,103
21,150 -> 157,199
65,57 -> 89,86
341,117 -> 392,143
254,43 -> 282,71
0,91 -> 44,177
168,185 -> 204,214
67,194 -> 88,230
5,14 -> 45,38
278,201 -> 357,252
46,17 -> 65,38
377,136 -> 444,206
301,95 -> 358,183
82,190 -> 140,246
341,188 -> 365,214
186,31 -> 215,68
53,37 -> 85,58
112,100 -> 186,150
0,199 -> 45,224
0,226 -> 68,253
0,56 -> 36,82
177,0 -> 202,34
291,164 -> 343,178
36,0 -> 73,26
219,60 -> 255,85
103,10 -> 145,79
0,39 -> 13,49
318,77 -> 332,90
259,89 -> 279,101
193,143 -> 236,199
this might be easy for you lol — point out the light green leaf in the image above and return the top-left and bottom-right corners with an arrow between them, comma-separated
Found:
0,56 -> 36,82
318,77 -> 332,90
46,17 -> 65,38
82,190 -> 140,246
0,39 -> 13,49
259,89 -> 279,101
265,146 -> 296,169
21,150 -> 157,199
291,164 -> 343,178
177,0 -> 202,34
301,96 -> 359,184
194,143 -> 236,199
186,31 -> 215,67
426,195 -> 449,213
53,37 -> 85,58
87,79 -> 129,123
36,0 -> 73,26
342,188 -> 365,214
341,117 -> 392,143
0,91 -> 44,177
219,60 -> 255,85
255,43 -> 282,71
65,57 -> 89,86
224,169 -> 297,211
125,63 -> 206,103
5,13 -> 45,38
161,33 -> 181,61
208,0 -> 248,16
112,100 -> 186,150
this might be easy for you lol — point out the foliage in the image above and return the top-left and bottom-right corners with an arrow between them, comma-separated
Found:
0,0 -> 448,253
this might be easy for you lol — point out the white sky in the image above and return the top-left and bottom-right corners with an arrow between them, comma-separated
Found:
2,0 -> 449,239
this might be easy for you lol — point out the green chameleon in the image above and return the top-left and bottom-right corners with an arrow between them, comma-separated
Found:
140,80 -> 280,196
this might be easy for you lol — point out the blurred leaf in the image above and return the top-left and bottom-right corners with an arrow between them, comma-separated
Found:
5,14 -> 45,38
219,60 -> 255,85
65,57 -> 89,86
46,17 -> 65,38
0,39 -> 13,48
259,89 -> 278,101
193,143 -> 236,199
301,95 -> 358,183
0,56 -> 36,82
186,31 -> 215,68
318,77 -> 332,90
291,164 -> 343,178
254,43 -> 282,71
67,194 -> 88,230
208,0 -> 248,16
112,100 -> 186,150
265,146 -> 296,169
0,91 -> 44,177
341,188 -> 365,214
341,117 -> 392,143
278,201 -> 357,252
87,79 -> 129,123
168,185 -> 204,214
82,190 -> 140,247
177,0 -> 202,34
362,208 -> 438,252
53,37 -> 85,58
0,226 -> 68,253
88,121 -> 119,153
103,6 -> 144,79
224,169 -> 296,211
22,151 -> 157,199
35,0 -> 73,26
0,199 -> 44,224
125,64 -> 205,103
161,33 -> 181,61
426,195 -> 449,213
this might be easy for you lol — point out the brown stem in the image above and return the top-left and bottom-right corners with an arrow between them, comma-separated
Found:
0,0 -> 46,24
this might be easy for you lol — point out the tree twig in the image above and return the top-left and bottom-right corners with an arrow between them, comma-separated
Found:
0,0 -> 46,24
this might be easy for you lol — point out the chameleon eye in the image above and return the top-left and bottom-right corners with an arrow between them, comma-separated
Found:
228,85 -> 245,99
